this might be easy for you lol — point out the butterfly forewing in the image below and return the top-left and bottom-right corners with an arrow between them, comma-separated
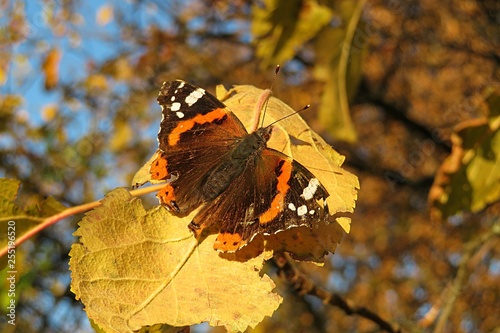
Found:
152,80 -> 248,214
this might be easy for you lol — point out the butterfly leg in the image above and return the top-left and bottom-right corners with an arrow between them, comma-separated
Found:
188,221 -> 201,236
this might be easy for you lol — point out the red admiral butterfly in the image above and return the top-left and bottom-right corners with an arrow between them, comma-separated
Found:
149,80 -> 330,252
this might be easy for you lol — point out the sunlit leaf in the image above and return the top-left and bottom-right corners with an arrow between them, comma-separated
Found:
429,88 -> 500,220
41,48 -> 61,90
70,188 -> 281,333
0,66 -> 6,86
0,94 -> 23,131
252,0 -> 333,67
315,0 -> 366,143
83,74 -> 108,92
41,104 -> 58,122
110,119 -> 133,152
102,57 -> 134,81
0,178 -> 66,268
97,4 -> 114,26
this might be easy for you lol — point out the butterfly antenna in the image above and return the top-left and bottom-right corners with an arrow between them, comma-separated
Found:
270,65 -> 280,91
258,65 -> 281,129
265,104 -> 311,128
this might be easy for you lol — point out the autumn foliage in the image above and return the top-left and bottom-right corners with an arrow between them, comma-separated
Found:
1,1 -> 499,333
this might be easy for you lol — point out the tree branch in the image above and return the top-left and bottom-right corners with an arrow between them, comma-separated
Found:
431,218 -> 500,333
274,252 -> 402,333
0,184 -> 166,258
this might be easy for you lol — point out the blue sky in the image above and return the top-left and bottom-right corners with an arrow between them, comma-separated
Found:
3,1 -> 176,124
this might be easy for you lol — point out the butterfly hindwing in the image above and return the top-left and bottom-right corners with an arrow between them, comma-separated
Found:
189,148 -> 329,252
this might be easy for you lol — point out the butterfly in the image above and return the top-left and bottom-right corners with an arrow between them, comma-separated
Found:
149,80 -> 330,252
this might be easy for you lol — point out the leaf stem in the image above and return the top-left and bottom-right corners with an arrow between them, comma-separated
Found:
336,0 -> 366,142
0,184 -> 166,259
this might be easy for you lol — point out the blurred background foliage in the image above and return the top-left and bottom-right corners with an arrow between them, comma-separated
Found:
0,0 -> 499,332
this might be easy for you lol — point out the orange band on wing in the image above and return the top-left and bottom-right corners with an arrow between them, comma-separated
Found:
150,152 -> 168,180
157,183 -> 176,208
259,160 -> 292,225
168,108 -> 227,146
214,232 -> 245,252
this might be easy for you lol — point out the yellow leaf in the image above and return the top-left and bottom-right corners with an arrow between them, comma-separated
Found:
41,48 -> 61,90
252,0 -> 333,67
315,0 -> 366,143
429,88 -> 500,220
102,57 -> 133,81
0,66 -> 6,86
0,94 -> 23,111
96,4 -> 114,26
0,178 -> 66,268
110,120 -> 132,152
42,104 -> 58,122
70,188 -> 281,333
84,74 -> 108,92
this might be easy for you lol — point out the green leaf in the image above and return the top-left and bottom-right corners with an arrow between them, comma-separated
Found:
70,188 -> 282,333
0,178 -> 66,266
430,88 -> 500,219
252,0 -> 333,67
315,0 -> 367,143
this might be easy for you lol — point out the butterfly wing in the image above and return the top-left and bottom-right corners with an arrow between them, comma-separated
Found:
151,80 -> 248,214
190,148 -> 330,252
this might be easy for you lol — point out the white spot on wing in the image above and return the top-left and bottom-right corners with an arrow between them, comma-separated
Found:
176,111 -> 185,118
302,178 -> 320,200
178,81 -> 185,89
185,88 -> 205,106
288,203 -> 296,211
170,96 -> 175,101
309,209 -> 315,215
158,109 -> 165,136
170,102 -> 181,112
297,205 -> 307,216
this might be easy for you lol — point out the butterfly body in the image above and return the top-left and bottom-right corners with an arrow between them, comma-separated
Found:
201,127 -> 272,202
150,80 -> 330,251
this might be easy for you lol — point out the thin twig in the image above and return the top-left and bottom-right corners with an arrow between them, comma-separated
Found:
432,219 -> 500,333
0,184 -> 165,258
274,252 -> 401,333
